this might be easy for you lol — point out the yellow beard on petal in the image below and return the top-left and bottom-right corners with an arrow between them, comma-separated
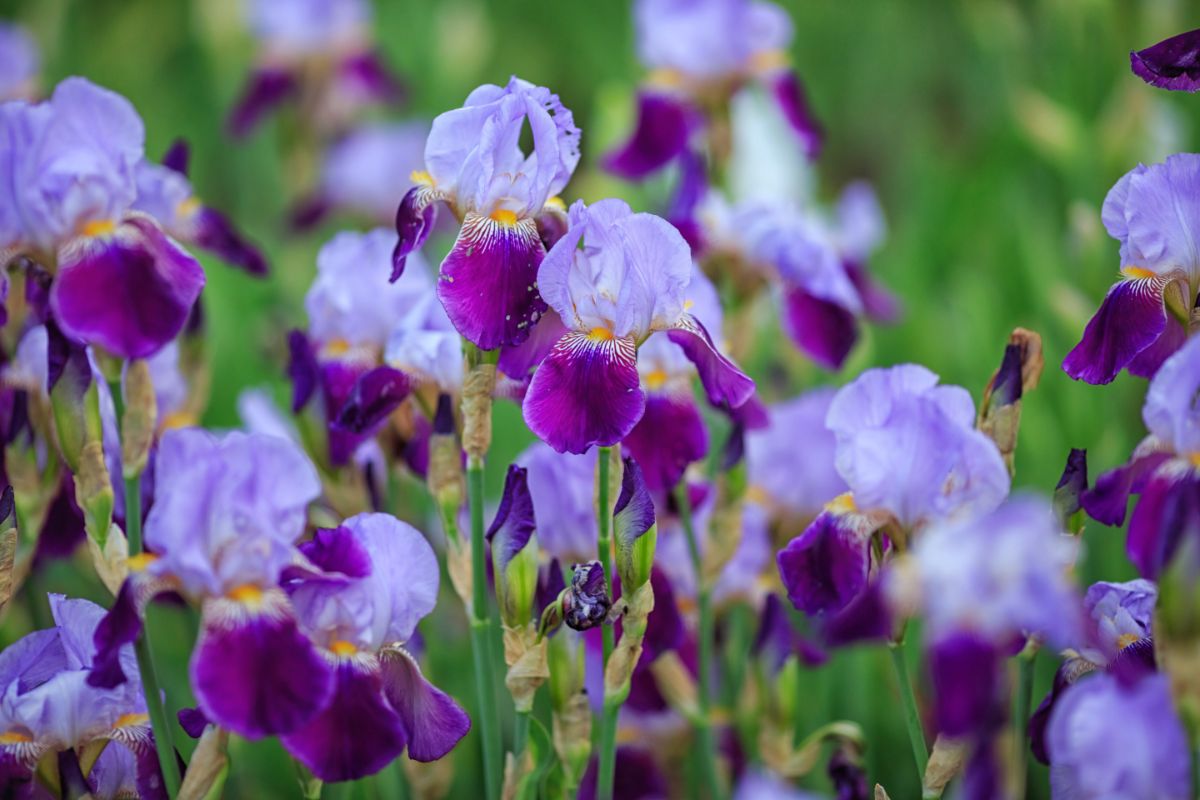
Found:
489,209 -> 519,226
82,220 -> 117,238
1121,266 -> 1156,280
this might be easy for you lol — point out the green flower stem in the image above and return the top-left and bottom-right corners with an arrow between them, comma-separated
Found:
675,484 -> 723,800
513,709 -> 530,757
1012,639 -> 1039,800
125,474 -> 182,799
595,446 -> 617,800
467,457 -> 502,800
888,637 -> 929,793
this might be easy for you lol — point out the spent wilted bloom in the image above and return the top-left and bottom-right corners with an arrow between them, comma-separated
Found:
0,594 -> 167,798
524,198 -> 754,454
391,77 -> 581,352
88,429 -> 332,740
1063,154 -> 1200,385
1,78 -> 205,359
1083,334 -> 1200,579
282,514 -> 470,781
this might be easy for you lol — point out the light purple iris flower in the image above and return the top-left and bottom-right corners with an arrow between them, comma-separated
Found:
384,293 -> 463,394
517,442 -> 597,563
1131,29 -> 1200,92
133,142 -> 267,275
392,77 -> 580,352
524,199 -> 754,454
0,595 -> 165,799
623,265 -> 723,491
1,78 -> 205,359
0,24 -> 39,102
281,514 -> 469,781
1064,154 -> 1200,384
88,428 -> 334,741
1046,673 -> 1189,800
605,0 -> 820,180
295,122 -> 430,227
898,496 -> 1083,738
1083,334 -> 1200,579
295,228 -> 430,465
745,388 -> 847,517
229,0 -> 400,138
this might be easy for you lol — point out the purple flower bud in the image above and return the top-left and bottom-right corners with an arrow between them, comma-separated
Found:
563,561 -> 611,631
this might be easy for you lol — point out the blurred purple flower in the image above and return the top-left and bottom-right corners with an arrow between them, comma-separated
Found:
524,198 -> 753,453
1131,29 -> 1200,92
395,77 -> 580,351
517,442 -> 597,563
1046,673 -> 1189,799
0,24 -> 38,102
282,515 -> 469,780
1064,154 -> 1200,384
1083,335 -> 1200,579
745,388 -> 846,517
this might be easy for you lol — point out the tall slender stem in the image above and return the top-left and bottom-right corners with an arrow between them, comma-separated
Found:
467,458 -> 502,800
595,447 -> 617,800
513,709 -> 530,758
125,474 -> 182,798
889,639 -> 929,791
1012,641 -> 1038,800
675,484 -> 723,800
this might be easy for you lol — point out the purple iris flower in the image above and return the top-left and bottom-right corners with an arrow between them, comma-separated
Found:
698,185 -> 894,369
1131,29 -> 1200,92
88,428 -> 333,741
295,228 -> 428,464
1,78 -> 205,359
606,0 -> 821,180
384,292 -> 463,394
623,265 -> 724,491
392,77 -> 580,352
282,514 -> 469,781
827,364 -> 1010,528
295,122 -> 430,227
745,388 -> 846,518
516,442 -> 597,563
229,0 -> 401,138
0,594 -> 165,799
0,24 -> 38,102
897,496 -> 1083,738
1046,673 -> 1189,799
1063,154 -> 1200,384
524,198 -> 754,454
133,143 -> 267,275
1083,334 -> 1200,579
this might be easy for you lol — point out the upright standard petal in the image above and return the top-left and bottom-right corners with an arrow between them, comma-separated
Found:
437,213 -> 547,350
281,657 -> 407,782
523,331 -> 644,454
1063,276 -> 1172,384
191,591 -> 334,738
1131,29 -> 1200,92
51,216 -> 205,359
378,646 -> 470,762
602,90 -> 693,180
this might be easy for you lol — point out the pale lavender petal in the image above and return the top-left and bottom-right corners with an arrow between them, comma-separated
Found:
1142,335 -> 1200,455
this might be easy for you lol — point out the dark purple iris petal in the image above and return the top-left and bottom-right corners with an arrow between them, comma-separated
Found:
286,331 -> 319,414
227,67 -> 297,138
497,309 -> 569,379
929,632 -> 1003,738
338,51 -> 405,104
777,511 -> 870,617
332,366 -> 411,435
641,567 -> 683,661
623,392 -> 709,493
177,707 -> 210,739
51,217 -> 206,360
1029,662 -> 1073,765
289,194 -> 332,232
191,595 -> 334,738
193,207 -> 269,276
765,69 -> 823,160
523,332 -> 645,455
1131,29 -> 1200,92
666,149 -> 707,254
1081,451 -> 1171,526
0,749 -> 36,800
282,658 -> 407,782
667,314 -> 756,409
321,360 -> 369,466
1063,276 -> 1169,385
1127,313 -> 1188,379
603,91 -> 693,180
821,580 -> 891,647
1127,468 -> 1200,580
613,457 -> 656,578
845,260 -> 900,323
88,579 -> 143,689
33,475 -> 85,565
487,464 -> 537,572
378,647 -> 471,762
437,214 -> 548,350
578,747 -> 668,800
391,186 -> 437,282
781,287 -> 859,371
299,526 -> 374,579
535,559 -> 566,625
1053,448 -> 1089,523
161,139 -> 190,176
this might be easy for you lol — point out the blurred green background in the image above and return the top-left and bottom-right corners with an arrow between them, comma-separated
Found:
2,0 -> 1197,796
